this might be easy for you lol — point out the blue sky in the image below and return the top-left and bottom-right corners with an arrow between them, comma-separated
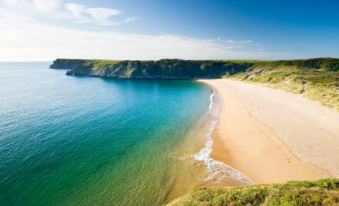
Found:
0,0 -> 338,61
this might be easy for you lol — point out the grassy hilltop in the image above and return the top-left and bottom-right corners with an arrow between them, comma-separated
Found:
50,58 -> 339,110
168,179 -> 339,206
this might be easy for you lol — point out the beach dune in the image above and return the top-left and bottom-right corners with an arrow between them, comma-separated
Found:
201,79 -> 339,184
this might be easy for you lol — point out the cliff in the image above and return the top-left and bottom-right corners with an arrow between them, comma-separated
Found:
50,58 -> 339,80
50,59 -> 254,79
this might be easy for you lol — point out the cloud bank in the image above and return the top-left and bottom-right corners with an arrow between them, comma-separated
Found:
0,0 -> 277,61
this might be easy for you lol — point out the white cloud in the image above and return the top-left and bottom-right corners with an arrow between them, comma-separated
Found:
64,3 -> 85,18
0,0 -> 28,7
0,0 -> 123,25
0,0 -> 275,61
224,40 -> 253,44
0,0 -> 66,22
85,7 -> 121,25
86,8 -> 121,19
125,17 -> 140,22
64,3 -> 122,25
0,19 -> 278,61
33,0 -> 61,12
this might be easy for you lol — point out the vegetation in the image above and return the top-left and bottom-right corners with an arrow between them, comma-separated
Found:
168,179 -> 339,206
50,58 -> 339,109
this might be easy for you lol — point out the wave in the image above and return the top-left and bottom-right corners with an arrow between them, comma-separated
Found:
194,87 -> 253,185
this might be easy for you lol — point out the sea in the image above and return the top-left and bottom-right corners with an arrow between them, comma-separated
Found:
0,63 -> 249,206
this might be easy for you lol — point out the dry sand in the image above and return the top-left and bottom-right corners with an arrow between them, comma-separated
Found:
200,79 -> 339,184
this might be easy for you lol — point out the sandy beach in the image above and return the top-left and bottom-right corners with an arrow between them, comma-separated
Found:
200,79 -> 339,184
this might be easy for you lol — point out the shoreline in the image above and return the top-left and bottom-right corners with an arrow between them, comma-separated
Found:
199,79 -> 334,184
193,86 -> 252,185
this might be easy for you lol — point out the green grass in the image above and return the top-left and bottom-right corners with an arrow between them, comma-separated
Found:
84,60 -> 121,71
169,179 -> 339,206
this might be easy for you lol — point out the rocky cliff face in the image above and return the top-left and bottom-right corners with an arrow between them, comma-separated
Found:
50,59 -> 88,70
50,58 -> 339,79
50,59 -> 253,79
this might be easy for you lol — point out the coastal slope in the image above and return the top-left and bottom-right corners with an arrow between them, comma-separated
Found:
201,79 -> 339,184
169,178 -> 339,206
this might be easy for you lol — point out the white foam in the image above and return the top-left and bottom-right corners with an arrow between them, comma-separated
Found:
208,88 -> 214,110
194,88 -> 253,185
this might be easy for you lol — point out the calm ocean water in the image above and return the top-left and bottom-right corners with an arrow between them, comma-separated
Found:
0,63 -> 214,206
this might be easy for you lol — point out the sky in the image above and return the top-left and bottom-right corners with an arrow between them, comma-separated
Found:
0,0 -> 339,61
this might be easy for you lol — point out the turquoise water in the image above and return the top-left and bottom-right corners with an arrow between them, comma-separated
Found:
0,63 -> 213,206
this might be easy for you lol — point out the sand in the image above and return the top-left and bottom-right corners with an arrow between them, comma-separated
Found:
200,79 -> 339,184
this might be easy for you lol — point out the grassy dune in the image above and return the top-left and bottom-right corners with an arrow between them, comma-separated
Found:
230,59 -> 339,110
169,179 -> 339,206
